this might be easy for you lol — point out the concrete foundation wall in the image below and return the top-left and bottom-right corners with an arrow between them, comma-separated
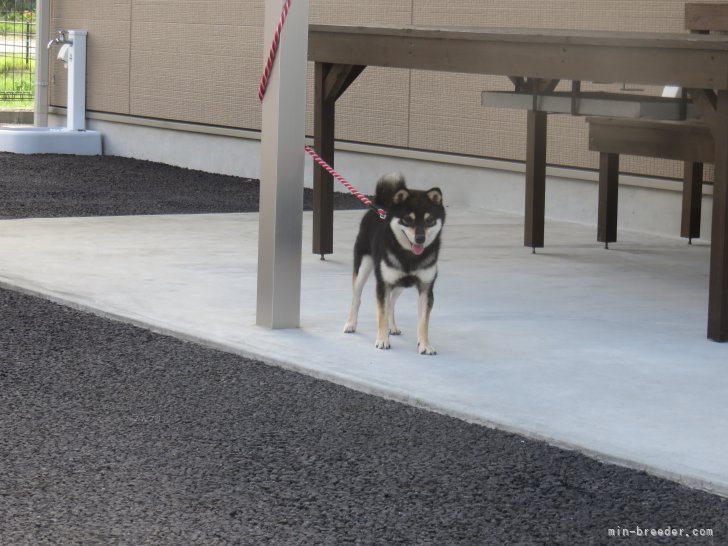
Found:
56,112 -> 712,243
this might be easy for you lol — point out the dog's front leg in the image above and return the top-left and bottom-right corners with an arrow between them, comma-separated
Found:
417,282 -> 436,355
375,280 -> 391,349
387,286 -> 404,335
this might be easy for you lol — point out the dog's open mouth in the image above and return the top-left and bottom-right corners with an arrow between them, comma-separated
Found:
401,228 -> 426,255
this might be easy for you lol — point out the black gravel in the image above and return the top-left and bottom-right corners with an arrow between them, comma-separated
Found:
0,153 -> 727,545
0,152 -> 365,218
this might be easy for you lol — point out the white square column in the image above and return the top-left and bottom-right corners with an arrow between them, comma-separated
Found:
67,30 -> 87,131
256,0 -> 310,328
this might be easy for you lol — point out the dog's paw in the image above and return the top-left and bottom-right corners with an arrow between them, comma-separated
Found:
389,326 -> 402,336
418,343 -> 437,355
343,322 -> 356,333
375,338 -> 391,350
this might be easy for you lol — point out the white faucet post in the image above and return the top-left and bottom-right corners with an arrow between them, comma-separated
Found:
66,30 -> 87,131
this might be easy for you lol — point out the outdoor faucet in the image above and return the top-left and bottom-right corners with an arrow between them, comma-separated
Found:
47,31 -> 71,50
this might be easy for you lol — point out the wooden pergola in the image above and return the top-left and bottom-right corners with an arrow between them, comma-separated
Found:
307,23 -> 728,342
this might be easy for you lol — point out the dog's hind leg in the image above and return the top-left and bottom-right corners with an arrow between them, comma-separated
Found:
387,286 -> 404,335
417,282 -> 436,355
344,255 -> 373,333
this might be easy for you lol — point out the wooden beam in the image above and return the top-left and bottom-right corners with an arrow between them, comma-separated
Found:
483,90 -> 699,120
309,25 -> 728,89
587,118 -> 714,163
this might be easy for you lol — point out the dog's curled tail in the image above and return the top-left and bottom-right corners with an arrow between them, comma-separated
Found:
374,172 -> 406,207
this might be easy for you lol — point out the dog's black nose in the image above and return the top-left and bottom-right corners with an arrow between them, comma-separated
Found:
415,233 -> 426,245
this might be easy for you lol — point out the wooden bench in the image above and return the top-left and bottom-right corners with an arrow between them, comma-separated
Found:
308,22 -> 728,341
588,118 -> 712,245
587,3 -> 725,246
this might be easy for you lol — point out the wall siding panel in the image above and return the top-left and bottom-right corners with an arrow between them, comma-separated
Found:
128,20 -> 259,127
50,0 -> 131,114
49,0 -> 728,181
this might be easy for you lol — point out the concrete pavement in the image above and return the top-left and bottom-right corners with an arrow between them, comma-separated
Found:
0,207 -> 726,496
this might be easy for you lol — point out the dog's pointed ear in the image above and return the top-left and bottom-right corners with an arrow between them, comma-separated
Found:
427,188 -> 443,206
393,189 -> 410,204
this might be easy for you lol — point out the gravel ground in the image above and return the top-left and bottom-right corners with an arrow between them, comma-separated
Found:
0,153 -> 727,545
0,152 -> 364,218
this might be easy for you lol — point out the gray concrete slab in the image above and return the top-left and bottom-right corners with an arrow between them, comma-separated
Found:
0,208 -> 726,496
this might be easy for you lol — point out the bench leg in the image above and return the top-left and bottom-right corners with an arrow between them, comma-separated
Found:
707,91 -> 728,341
597,152 -> 619,247
312,62 -> 335,257
681,161 -> 703,243
525,110 -> 547,250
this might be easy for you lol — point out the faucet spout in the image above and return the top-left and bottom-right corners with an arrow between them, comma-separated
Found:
47,30 -> 71,50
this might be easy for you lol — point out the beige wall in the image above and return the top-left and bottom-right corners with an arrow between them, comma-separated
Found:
49,0 -> 727,180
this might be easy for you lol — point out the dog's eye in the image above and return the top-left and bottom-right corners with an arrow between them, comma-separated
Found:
425,217 -> 437,227
399,217 -> 414,227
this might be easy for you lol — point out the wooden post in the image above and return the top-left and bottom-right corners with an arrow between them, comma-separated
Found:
597,152 -> 619,246
708,91 -> 728,341
681,161 -> 703,242
313,62 -> 335,257
256,0 -> 310,328
525,110 -> 547,250
310,63 -> 366,257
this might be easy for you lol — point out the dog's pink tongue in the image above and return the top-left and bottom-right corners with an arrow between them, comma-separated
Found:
412,243 -> 425,255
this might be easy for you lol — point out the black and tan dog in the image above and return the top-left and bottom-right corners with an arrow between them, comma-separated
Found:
344,173 -> 445,354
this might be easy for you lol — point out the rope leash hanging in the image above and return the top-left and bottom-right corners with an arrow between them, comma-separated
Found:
258,0 -> 387,220
304,146 -> 387,218
258,0 -> 292,102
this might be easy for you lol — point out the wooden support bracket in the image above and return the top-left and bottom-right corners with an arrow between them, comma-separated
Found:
688,88 -> 718,134
323,64 -> 366,102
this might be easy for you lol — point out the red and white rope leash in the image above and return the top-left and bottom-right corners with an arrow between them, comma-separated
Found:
258,0 -> 387,219
304,145 -> 386,218
258,0 -> 292,102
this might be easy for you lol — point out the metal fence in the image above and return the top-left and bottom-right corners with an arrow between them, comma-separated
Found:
0,0 -> 35,104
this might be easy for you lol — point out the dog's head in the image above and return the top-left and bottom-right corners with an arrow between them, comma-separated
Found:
388,186 -> 445,256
